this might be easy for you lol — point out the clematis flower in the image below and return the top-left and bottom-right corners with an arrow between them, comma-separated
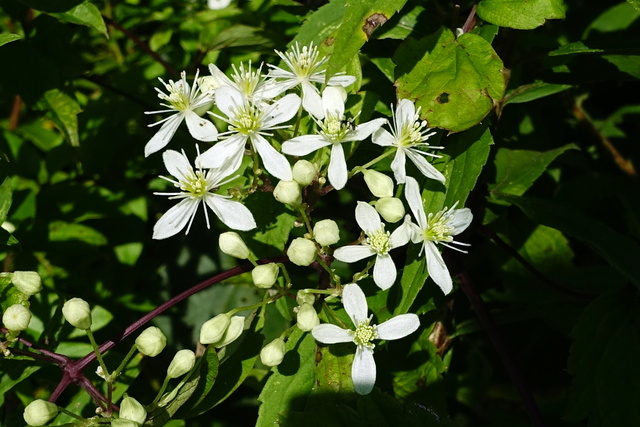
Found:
265,42 -> 356,118
153,149 -> 256,239
196,85 -> 300,181
372,99 -> 445,184
333,202 -> 411,290
404,176 -> 472,294
207,61 -> 275,103
311,283 -> 419,395
144,70 -> 218,157
282,87 -> 386,190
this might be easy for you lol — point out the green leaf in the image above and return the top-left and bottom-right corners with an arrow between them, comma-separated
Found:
256,329 -> 317,426
36,89 -> 82,147
49,221 -> 108,245
396,28 -> 506,132
476,0 -> 566,30
503,81 -> 572,105
499,194 -> 640,287
0,34 -> 21,47
489,144 -> 577,201
548,41 -> 604,56
49,1 -> 108,37
629,0 -> 640,11
246,192 -> 296,256
0,364 -> 41,407
586,2 -> 640,34
0,177 -> 12,224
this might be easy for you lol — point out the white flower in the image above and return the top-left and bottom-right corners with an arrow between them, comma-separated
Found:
333,202 -> 410,290
404,177 -> 472,294
372,99 -> 445,184
153,149 -> 256,239
282,87 -> 386,190
208,61 -> 275,103
311,283 -> 419,395
144,70 -> 218,157
266,42 -> 356,118
196,85 -> 299,181
208,0 -> 232,10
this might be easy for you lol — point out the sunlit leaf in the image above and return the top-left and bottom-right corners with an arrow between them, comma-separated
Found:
477,0 -> 566,30
49,1 -> 108,37
0,34 -> 21,47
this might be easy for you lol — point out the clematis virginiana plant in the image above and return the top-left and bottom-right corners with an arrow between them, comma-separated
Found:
197,85 -> 300,181
282,87 -> 386,190
404,176 -> 472,294
311,283 -> 419,395
153,149 -> 256,239
333,202 -> 411,290
144,70 -> 218,157
372,99 -> 445,184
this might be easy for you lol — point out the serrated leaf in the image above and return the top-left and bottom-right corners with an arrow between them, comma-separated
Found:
256,329 -> 316,426
396,28 -> 506,132
0,34 -> 21,47
477,0 -> 566,30
49,221 -> 108,245
49,1 -> 108,37
36,89 -> 82,147
503,81 -> 572,105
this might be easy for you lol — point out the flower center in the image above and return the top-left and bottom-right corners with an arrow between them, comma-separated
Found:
320,114 -> 352,143
366,228 -> 391,255
288,43 -> 323,78
424,211 -> 454,243
229,103 -> 262,134
179,170 -> 210,198
161,80 -> 190,111
231,62 -> 263,99
353,320 -> 377,348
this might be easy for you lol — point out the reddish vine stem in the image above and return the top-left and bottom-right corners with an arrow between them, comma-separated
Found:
457,271 -> 547,427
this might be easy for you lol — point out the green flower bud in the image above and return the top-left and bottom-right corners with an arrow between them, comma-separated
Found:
273,180 -> 302,206
218,232 -> 251,259
11,271 -> 42,296
251,263 -> 279,289
363,170 -> 394,198
296,303 -> 320,332
135,326 -> 167,357
167,349 -> 196,379
111,419 -> 139,427
287,238 -> 316,266
200,313 -> 231,344
313,219 -> 340,246
62,298 -> 92,330
292,160 -> 316,186
375,197 -> 405,223
119,395 -> 147,425
23,399 -> 58,426
296,289 -> 315,306
214,315 -> 244,348
2,304 -> 32,331
260,337 -> 286,367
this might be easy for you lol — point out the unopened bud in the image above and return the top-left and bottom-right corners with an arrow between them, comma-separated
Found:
23,399 -> 58,426
273,180 -> 302,206
167,349 -> 196,379
252,263 -> 279,289
214,315 -> 245,348
135,326 -> 167,357
62,298 -> 92,330
363,170 -> 394,198
292,160 -> 316,186
287,238 -> 316,266
219,232 -> 251,259
296,289 -> 315,306
313,219 -> 340,246
296,303 -> 319,332
3,304 -> 32,331
260,337 -> 286,367
375,197 -> 405,223
119,395 -> 147,425
11,271 -> 42,296
200,313 -> 231,344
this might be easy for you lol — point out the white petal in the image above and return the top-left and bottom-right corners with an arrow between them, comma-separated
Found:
327,74 -> 356,87
215,86 -> 244,118
404,177 -> 427,229
301,81 -> 324,120
376,313 -> 420,340
312,324 -> 353,344
424,241 -> 452,295
207,63 -> 233,88
185,110 -> 218,142
389,222 -> 411,248
352,346 -> 376,395
205,195 -> 256,231
251,135 -> 293,181
406,149 -> 445,183
355,201 -> 382,234
197,134 -> 246,169
162,149 -> 191,180
258,79 -> 290,99
263,93 -> 301,128
322,87 -> 345,118
208,0 -> 232,11
390,148 -> 407,184
448,208 -> 473,235
333,245 -> 375,263
282,135 -> 331,156
145,113 -> 183,157
371,128 -> 395,147
342,283 -> 368,325
153,199 -> 199,240
346,118 -> 387,142
372,254 -> 396,290
395,99 -> 416,129
328,143 -> 348,190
